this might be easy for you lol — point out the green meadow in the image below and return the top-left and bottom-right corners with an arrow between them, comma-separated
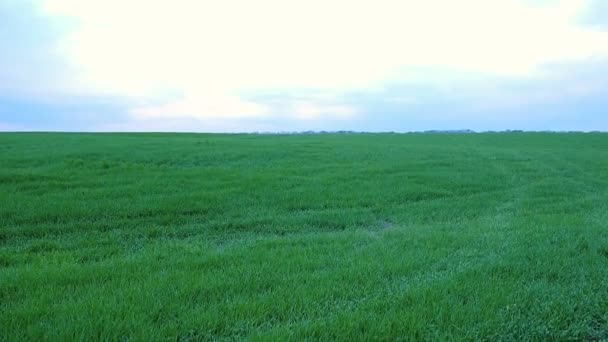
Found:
1,132 -> 608,340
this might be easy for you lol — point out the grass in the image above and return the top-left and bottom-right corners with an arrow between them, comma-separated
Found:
1,132 -> 608,340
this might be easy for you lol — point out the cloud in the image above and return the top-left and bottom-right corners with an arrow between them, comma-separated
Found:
291,102 -> 359,121
2,0 -> 608,131
332,58 -> 608,132
129,92 -> 359,125
0,94 -> 129,131
579,0 -> 608,29
130,94 -> 269,120
0,0 -> 76,99
39,0 -> 608,97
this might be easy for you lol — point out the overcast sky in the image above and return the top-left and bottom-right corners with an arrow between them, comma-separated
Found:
1,0 -> 607,132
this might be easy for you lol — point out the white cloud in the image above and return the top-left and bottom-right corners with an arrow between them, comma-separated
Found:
37,0 -> 608,123
292,102 -> 359,121
130,94 -> 269,120
129,94 -> 358,123
470,65 -> 608,110
96,118 -> 279,133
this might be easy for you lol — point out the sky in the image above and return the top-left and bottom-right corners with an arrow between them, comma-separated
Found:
1,0 -> 607,132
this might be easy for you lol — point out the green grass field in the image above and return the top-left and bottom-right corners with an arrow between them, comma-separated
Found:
2,132 -> 608,340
